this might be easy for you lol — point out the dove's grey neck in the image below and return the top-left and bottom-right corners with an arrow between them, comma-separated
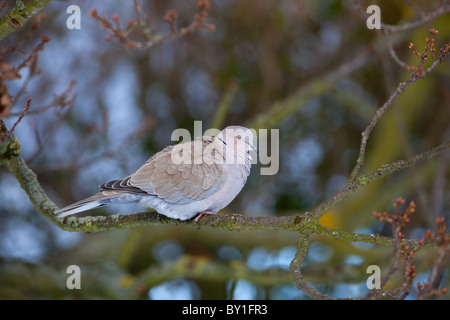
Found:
241,160 -> 251,180
235,152 -> 252,182
211,136 -> 250,180
223,160 -> 251,190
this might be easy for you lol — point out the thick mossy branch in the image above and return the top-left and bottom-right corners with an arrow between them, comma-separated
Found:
289,231 -> 336,300
0,0 -> 52,40
1,121 -> 448,249
0,122 -> 447,301
1,120 -> 448,237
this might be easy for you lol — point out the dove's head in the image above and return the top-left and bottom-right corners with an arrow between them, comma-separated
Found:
215,126 -> 256,164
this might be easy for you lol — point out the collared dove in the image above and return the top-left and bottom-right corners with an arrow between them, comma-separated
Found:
56,126 -> 255,221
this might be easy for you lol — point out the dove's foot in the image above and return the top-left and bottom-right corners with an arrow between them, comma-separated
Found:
194,210 -> 217,223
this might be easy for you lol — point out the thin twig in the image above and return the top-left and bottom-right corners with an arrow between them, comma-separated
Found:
90,0 -> 215,50
379,224 -> 403,290
383,29 -> 414,71
349,56 -> 448,182
0,98 -> 31,145
9,80 -> 76,117
308,139 -> 450,221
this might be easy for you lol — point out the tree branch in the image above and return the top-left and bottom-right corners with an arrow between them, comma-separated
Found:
351,0 -> 450,34
138,254 -> 293,289
1,116 -> 448,242
349,56 -> 449,182
290,231 -> 335,299
0,0 -> 52,41
2,120 -> 448,300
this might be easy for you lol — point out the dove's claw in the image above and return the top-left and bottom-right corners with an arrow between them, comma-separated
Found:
194,210 -> 217,223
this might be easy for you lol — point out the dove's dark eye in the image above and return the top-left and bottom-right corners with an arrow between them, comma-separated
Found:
236,135 -> 242,140
217,136 -> 227,145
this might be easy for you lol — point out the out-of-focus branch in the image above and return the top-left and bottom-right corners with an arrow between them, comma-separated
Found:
0,256 -> 293,299
210,81 -> 237,129
89,0 -> 215,50
246,31 -> 408,130
0,35 -> 51,120
0,0 -> 52,40
351,0 -> 450,34
9,80 -> 76,117
138,254 -> 293,289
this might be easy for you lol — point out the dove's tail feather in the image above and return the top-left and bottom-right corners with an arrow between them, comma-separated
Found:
55,191 -> 142,217
55,192 -> 113,217
56,201 -> 106,217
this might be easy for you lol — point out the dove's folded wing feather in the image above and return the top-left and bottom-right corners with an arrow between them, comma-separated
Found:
102,140 -> 227,205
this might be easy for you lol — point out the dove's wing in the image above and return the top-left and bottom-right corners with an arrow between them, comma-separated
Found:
100,139 -> 226,205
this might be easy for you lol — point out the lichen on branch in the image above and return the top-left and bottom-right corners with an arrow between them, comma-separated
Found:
0,0 -> 52,40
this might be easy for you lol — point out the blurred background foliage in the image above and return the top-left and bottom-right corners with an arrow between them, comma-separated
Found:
0,0 -> 449,299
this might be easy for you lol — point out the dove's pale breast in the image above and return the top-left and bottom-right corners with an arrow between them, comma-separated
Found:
137,153 -> 251,220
